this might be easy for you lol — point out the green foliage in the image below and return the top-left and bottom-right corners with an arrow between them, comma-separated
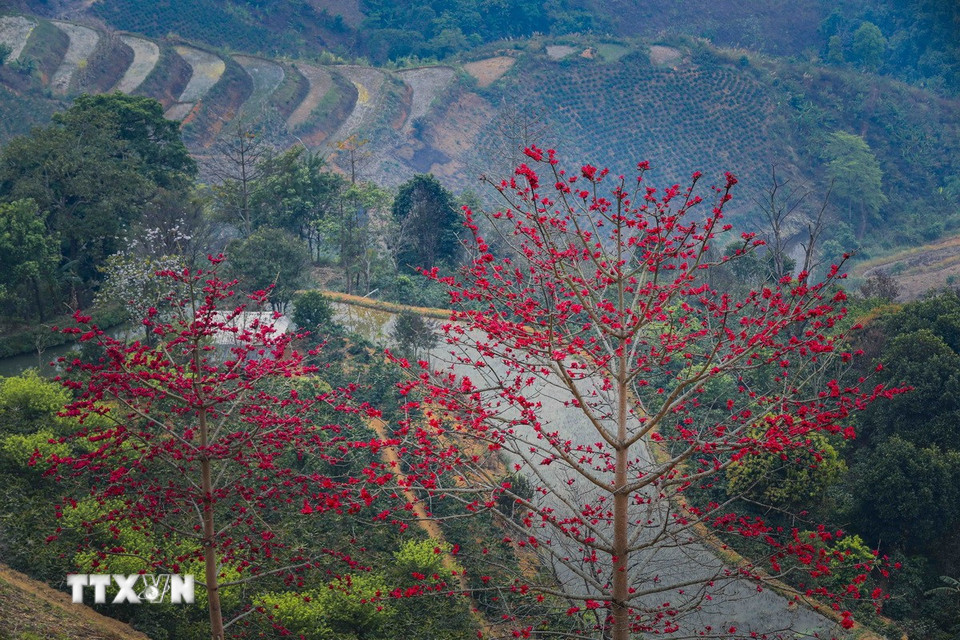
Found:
358,0 -> 596,63
849,436 -> 960,551
0,370 -> 70,435
726,429 -> 846,514
90,0 -> 334,59
0,43 -> 11,67
227,227 -> 311,312
291,290 -> 336,333
392,174 -> 460,273
391,310 -> 437,362
822,131 -> 886,235
852,22 -> 886,71
0,94 -> 195,303
0,200 -> 59,323
262,573 -> 393,640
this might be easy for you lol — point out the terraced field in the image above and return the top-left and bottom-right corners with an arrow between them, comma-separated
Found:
50,20 -> 99,94
396,66 -> 454,134
463,56 -> 514,87
0,15 -> 35,61
328,65 -> 387,141
286,63 -> 334,129
233,54 -> 284,121
114,35 -> 158,93
164,45 -> 224,120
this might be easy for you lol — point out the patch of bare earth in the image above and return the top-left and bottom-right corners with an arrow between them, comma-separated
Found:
113,35 -> 159,93
0,563 -> 149,640
50,20 -> 100,94
0,15 -> 36,61
305,0 -> 363,28
545,44 -> 576,60
462,56 -> 514,88
164,45 -> 224,120
423,92 -> 496,181
396,66 -> 455,133
286,63 -> 333,129
649,44 -> 683,65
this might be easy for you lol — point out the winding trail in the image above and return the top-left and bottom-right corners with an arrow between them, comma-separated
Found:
0,15 -> 36,62
50,21 -> 99,94
113,35 -> 159,93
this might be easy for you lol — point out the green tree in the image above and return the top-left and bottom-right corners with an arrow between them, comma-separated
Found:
228,227 -> 311,312
251,147 -> 347,260
727,429 -> 846,515
0,200 -> 60,322
392,174 -> 460,273
391,310 -> 438,363
827,34 -> 845,64
822,131 -> 886,238
852,21 -> 887,72
849,436 -> 960,551
0,94 -> 196,298
53,93 -> 195,190
292,290 -> 337,334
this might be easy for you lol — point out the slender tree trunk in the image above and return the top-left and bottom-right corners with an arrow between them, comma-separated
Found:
195,342 -> 225,640
612,356 -> 630,640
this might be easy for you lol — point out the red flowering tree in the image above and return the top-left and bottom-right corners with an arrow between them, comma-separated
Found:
395,149 -> 902,639
45,258 -> 383,639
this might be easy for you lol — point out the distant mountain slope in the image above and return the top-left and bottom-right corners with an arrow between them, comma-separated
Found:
0,12 -> 958,263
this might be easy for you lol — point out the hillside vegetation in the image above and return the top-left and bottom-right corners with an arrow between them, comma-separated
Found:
1,11 -> 958,289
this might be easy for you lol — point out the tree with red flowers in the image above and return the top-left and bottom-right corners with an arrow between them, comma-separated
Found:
395,149 -> 902,639
47,259 -> 383,639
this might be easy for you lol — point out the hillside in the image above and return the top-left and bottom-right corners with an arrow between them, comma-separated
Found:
0,563 -> 149,640
0,10 -> 959,281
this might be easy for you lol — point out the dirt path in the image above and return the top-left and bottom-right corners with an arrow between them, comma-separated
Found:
328,65 -> 387,142
50,20 -> 100,94
396,66 -> 455,134
462,56 -> 514,88
113,35 -> 159,93
234,55 -> 284,120
0,15 -> 36,62
0,563 -> 149,639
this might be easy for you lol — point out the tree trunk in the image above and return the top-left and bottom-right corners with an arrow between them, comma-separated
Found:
611,362 -> 630,640
195,345 -> 225,640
